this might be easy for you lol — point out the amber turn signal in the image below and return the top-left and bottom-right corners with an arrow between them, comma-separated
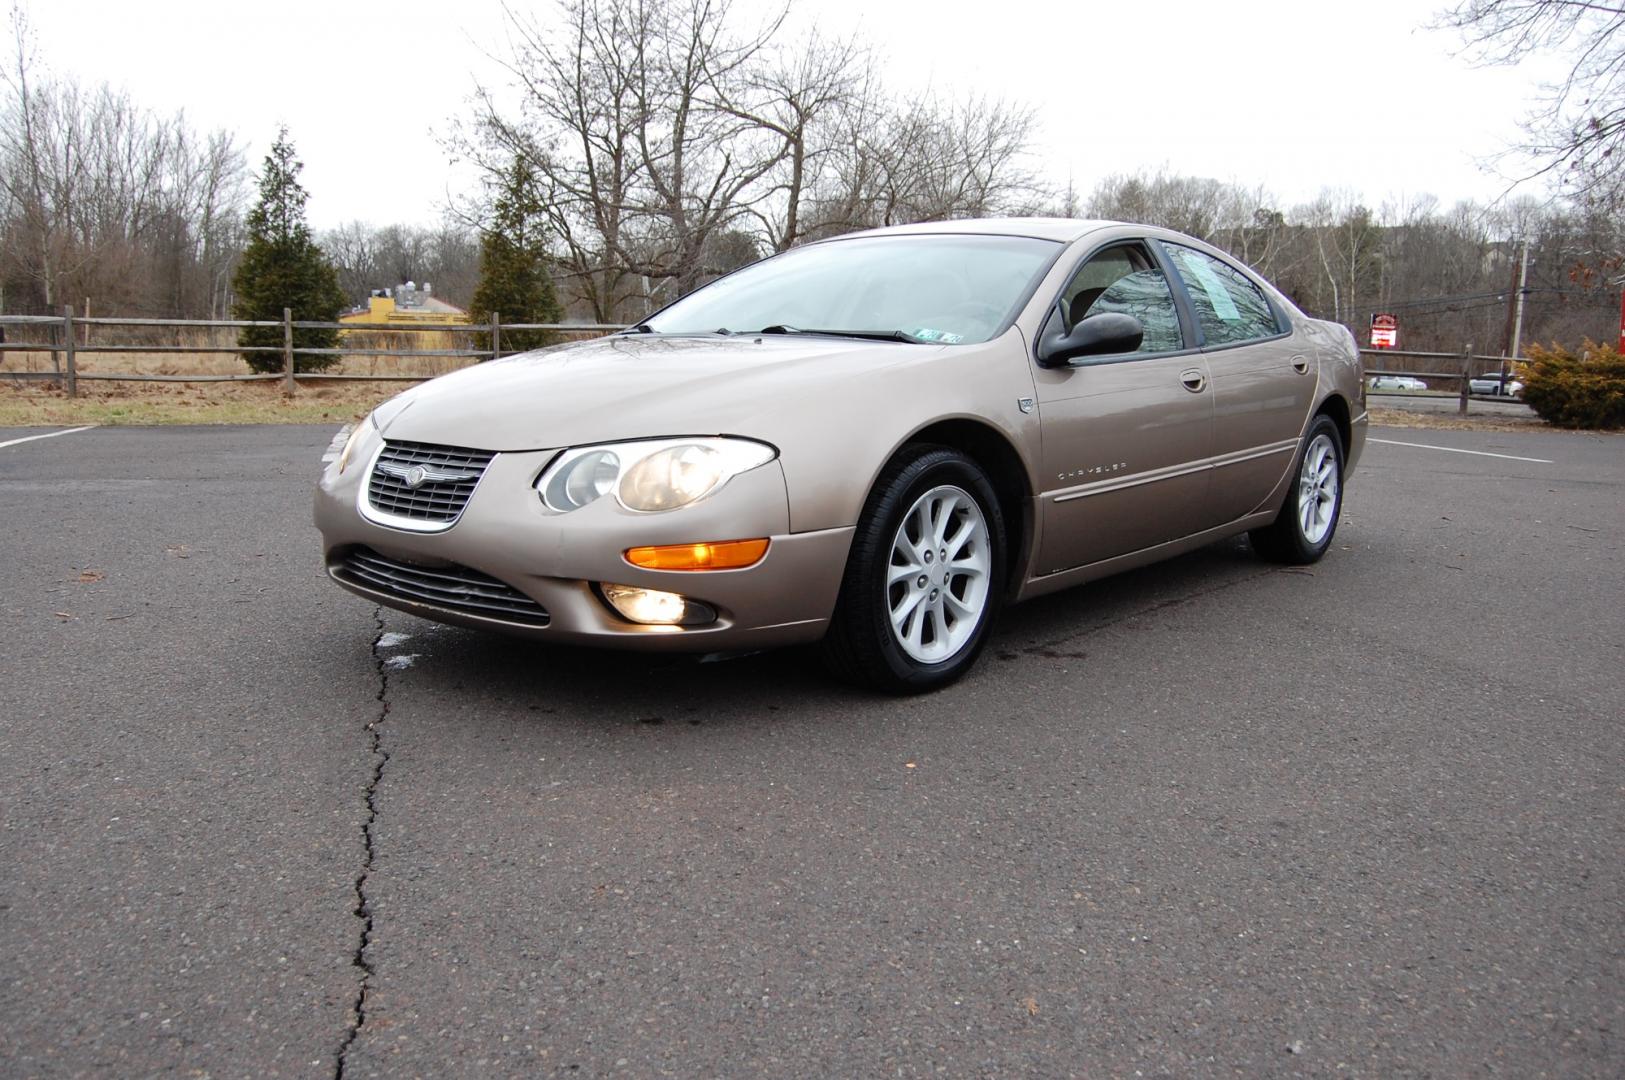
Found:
624,538 -> 769,571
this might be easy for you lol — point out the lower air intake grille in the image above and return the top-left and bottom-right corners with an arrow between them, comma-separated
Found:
367,440 -> 496,523
333,547 -> 549,626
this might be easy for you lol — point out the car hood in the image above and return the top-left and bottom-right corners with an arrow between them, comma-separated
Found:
374,333 -> 937,451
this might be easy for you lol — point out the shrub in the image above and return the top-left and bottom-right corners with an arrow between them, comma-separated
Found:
1518,341 -> 1625,430
469,155 -> 563,356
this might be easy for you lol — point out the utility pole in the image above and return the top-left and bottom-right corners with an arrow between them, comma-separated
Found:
1500,240 -> 1528,360
1508,241 -> 1529,363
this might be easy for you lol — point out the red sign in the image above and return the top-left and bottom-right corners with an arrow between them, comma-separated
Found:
1370,313 -> 1398,349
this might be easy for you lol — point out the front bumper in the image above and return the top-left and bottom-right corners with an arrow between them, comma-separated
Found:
314,442 -> 854,651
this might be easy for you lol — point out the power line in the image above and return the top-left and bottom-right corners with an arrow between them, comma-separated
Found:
1304,297 -> 1536,322
1344,286 -> 1594,315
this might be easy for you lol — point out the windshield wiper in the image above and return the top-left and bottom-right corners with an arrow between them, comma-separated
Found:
755,326 -> 923,343
624,324 -> 743,337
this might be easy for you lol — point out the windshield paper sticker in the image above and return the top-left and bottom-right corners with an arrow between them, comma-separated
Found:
912,328 -> 964,344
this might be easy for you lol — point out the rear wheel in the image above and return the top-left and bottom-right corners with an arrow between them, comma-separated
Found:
1249,415 -> 1343,564
822,447 -> 1005,693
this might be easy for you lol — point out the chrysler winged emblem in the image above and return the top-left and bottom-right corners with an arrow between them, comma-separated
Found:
376,461 -> 480,488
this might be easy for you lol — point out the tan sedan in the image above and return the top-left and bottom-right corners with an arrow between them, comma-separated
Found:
315,219 -> 1366,692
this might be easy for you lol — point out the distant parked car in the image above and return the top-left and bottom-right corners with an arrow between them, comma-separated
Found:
1369,374 -> 1428,391
1469,371 -> 1523,397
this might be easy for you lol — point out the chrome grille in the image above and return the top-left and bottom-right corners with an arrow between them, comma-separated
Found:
367,440 -> 496,523
332,547 -> 550,626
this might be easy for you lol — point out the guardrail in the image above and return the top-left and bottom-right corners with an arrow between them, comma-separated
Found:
1360,346 -> 1525,415
0,307 -> 624,397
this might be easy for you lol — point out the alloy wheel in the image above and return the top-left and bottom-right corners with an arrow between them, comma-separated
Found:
1298,432 -> 1340,546
885,484 -> 992,663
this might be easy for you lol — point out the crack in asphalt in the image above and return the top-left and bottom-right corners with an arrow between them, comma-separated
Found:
335,608 -> 390,1080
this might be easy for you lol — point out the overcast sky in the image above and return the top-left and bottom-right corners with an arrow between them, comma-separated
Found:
22,0 -> 1566,230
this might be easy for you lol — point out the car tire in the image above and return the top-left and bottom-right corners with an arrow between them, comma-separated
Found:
1249,415 -> 1344,565
822,446 -> 1006,694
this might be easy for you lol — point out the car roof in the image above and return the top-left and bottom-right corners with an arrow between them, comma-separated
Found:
831,217 -> 1121,244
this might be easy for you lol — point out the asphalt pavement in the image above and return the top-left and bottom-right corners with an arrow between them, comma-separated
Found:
2,423 -> 1620,1078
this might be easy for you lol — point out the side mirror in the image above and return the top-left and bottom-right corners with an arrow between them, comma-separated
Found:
1036,311 -> 1144,368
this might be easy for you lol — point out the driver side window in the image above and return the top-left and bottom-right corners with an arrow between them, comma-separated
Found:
1060,244 -> 1184,355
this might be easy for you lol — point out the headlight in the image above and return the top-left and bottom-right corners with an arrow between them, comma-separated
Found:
621,444 -> 727,511
542,448 -> 621,511
536,437 -> 776,513
337,412 -> 377,474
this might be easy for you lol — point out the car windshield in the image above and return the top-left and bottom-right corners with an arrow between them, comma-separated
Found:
640,234 -> 1061,346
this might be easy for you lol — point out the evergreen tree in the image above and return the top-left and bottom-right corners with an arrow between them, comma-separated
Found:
233,128 -> 348,373
469,155 -> 563,355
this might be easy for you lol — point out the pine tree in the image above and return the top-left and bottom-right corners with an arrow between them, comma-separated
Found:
469,155 -> 563,355
233,128 -> 348,373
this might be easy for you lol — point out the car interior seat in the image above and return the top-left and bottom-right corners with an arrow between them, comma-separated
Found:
1068,287 -> 1107,327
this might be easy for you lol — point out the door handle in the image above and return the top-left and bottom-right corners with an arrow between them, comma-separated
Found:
1290,354 -> 1310,374
1179,368 -> 1206,393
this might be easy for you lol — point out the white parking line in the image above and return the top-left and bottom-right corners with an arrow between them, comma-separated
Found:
0,425 -> 96,450
1368,437 -> 1552,464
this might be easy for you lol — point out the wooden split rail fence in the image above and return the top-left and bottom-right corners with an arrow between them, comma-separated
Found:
1360,345 -> 1525,415
3,308 -> 1525,418
0,306 -> 623,397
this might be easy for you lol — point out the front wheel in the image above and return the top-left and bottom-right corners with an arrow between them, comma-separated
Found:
822,447 -> 1005,693
1249,415 -> 1344,564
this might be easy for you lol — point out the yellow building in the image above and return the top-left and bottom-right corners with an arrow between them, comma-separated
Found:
339,282 -> 471,353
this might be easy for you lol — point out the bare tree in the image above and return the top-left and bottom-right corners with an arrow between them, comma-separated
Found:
323,220 -> 379,301
1288,192 -> 1383,326
456,0 -> 786,317
631,0 -> 789,295
457,0 -> 653,321
1068,167 -> 1624,351
454,0 -> 1046,320
875,94 -> 1043,224
713,27 -> 867,251
320,219 -> 484,308
1086,171 -> 1251,240
0,6 -> 244,317
797,90 -> 1043,236
1439,0 -> 1625,214
0,7 -> 69,311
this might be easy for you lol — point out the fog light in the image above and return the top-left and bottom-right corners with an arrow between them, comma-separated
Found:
600,583 -> 717,626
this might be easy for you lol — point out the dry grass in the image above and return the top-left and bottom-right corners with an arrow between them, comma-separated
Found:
1365,406 -> 1555,433
0,321 -> 485,381
0,378 -> 403,426
0,325 -> 477,426
0,344 -> 479,380
0,323 -> 607,381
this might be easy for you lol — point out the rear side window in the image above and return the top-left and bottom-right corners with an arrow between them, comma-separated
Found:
1165,244 -> 1281,347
